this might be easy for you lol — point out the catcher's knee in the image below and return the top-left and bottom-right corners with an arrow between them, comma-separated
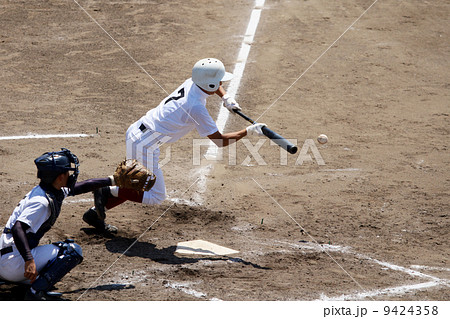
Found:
31,240 -> 83,292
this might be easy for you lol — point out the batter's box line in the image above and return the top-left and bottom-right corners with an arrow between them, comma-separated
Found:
269,240 -> 450,300
410,265 -> 450,272
250,178 -> 449,301
318,280 -> 444,301
274,240 -> 450,283
252,178 -> 375,300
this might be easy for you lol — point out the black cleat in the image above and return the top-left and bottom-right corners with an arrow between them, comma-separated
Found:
94,186 -> 111,220
24,289 -> 65,301
83,208 -> 118,235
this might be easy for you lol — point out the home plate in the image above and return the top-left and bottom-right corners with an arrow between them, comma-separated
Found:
175,240 -> 239,256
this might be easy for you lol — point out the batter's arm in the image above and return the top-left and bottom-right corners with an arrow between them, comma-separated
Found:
207,129 -> 247,147
215,85 -> 226,98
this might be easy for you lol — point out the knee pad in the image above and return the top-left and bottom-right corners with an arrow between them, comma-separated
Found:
31,240 -> 83,292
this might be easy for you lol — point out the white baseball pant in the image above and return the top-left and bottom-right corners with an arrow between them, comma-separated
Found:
125,122 -> 171,205
0,244 -> 59,283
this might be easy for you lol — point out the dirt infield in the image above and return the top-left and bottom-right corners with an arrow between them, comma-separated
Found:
0,0 -> 449,301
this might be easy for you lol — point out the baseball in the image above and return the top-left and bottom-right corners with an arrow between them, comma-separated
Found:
317,134 -> 328,144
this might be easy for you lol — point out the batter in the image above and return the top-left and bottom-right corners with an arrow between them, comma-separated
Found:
83,58 -> 266,234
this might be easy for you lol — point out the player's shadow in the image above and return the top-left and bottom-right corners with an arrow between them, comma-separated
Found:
64,283 -> 136,296
105,236 -> 270,270
81,227 -> 116,238
0,281 -> 68,301
0,281 -> 135,300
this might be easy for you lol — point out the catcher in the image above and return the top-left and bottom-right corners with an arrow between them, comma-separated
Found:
0,148 -> 115,300
82,58 -> 266,234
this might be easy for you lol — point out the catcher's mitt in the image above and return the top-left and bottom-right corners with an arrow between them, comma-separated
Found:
113,159 -> 156,192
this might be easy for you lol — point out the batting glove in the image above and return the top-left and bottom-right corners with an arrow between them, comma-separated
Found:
222,94 -> 242,114
246,123 -> 266,136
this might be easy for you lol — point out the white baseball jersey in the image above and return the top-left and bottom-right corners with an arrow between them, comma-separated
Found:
124,78 -> 218,205
1,186 -> 55,250
139,78 -> 218,143
0,185 -> 68,282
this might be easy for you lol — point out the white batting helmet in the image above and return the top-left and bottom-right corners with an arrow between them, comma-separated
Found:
192,58 -> 233,92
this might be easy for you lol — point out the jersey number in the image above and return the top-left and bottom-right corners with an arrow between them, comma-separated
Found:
165,88 -> 185,105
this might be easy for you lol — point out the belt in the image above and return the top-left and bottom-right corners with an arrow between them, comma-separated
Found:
0,246 -> 13,256
139,123 -> 147,132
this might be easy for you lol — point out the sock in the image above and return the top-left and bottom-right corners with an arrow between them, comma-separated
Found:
118,188 -> 144,203
105,197 -> 127,210
110,186 -> 119,197
104,188 -> 144,210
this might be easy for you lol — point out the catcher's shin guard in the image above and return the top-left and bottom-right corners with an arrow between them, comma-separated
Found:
31,240 -> 83,293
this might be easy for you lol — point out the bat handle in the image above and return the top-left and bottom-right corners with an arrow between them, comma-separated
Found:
234,109 -> 255,124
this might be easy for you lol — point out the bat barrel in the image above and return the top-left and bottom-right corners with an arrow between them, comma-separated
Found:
261,126 -> 298,154
234,109 -> 298,154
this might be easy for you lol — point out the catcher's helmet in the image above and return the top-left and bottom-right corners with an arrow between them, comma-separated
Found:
34,148 -> 79,190
192,58 -> 233,92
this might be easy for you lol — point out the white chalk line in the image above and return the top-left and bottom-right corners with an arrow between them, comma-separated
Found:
164,281 -> 222,301
319,281 -> 443,301
65,195 -> 202,207
163,239 -> 448,301
5,1 -> 441,302
0,133 -> 92,140
410,265 -> 450,272
321,168 -> 361,172
166,196 -> 201,207
269,240 -> 449,300
193,0 -> 265,204
64,198 -> 93,204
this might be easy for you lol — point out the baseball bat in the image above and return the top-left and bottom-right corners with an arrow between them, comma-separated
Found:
234,110 -> 298,154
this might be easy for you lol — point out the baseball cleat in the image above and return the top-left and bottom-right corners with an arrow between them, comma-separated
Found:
82,208 -> 118,235
24,289 -> 65,301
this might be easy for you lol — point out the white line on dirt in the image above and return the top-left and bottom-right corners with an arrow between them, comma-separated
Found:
164,282 -> 206,298
273,240 -> 450,299
208,0 -> 263,143
319,281 -> 442,301
167,196 -> 201,207
193,0 -> 265,204
164,281 -> 221,301
365,257 -> 443,282
64,198 -> 93,204
410,265 -> 450,272
0,133 -> 91,140
321,168 -> 361,172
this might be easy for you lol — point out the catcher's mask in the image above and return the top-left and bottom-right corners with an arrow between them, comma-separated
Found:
35,148 -> 79,191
